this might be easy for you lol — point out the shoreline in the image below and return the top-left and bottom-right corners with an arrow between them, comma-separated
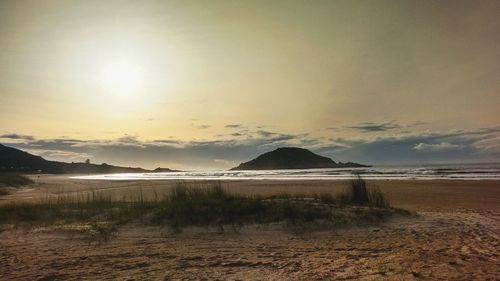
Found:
1,175 -> 498,212
1,174 -> 499,280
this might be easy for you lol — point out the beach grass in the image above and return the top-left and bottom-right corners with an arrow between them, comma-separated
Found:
337,175 -> 390,208
0,179 -> 407,235
0,173 -> 34,187
0,173 -> 34,195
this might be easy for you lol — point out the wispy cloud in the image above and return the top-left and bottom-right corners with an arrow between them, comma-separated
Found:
196,125 -> 211,129
0,133 -> 35,141
328,121 -> 428,133
225,124 -> 243,129
413,142 -> 461,151
347,121 -> 401,132
24,149 -> 91,161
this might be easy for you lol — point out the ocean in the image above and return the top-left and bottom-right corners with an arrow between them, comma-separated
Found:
72,163 -> 500,181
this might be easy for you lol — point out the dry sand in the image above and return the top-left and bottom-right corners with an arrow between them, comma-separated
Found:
1,175 -> 499,280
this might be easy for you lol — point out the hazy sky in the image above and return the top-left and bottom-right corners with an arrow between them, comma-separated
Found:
1,0 -> 499,169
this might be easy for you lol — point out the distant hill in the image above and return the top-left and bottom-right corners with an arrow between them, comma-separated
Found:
0,144 -> 177,174
153,167 -> 180,173
230,147 -> 369,170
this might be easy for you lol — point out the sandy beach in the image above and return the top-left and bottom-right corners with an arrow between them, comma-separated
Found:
0,175 -> 499,280
2,175 -> 499,212
2,0 -> 499,279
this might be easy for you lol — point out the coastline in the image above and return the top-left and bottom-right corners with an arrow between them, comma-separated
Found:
2,175 -> 499,212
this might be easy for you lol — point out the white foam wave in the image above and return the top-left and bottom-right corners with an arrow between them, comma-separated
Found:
72,164 -> 500,181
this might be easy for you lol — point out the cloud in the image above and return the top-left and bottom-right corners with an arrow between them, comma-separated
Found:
1,130 -> 304,169
115,136 -> 143,146
2,126 -> 499,169
196,125 -> 211,129
316,127 -> 500,164
213,158 -> 236,166
0,133 -> 35,140
256,130 -> 274,137
410,121 -> 427,127
473,135 -> 500,153
328,121 -> 427,133
347,121 -> 401,132
152,139 -> 183,145
412,142 -> 461,151
24,149 -> 91,161
225,124 -> 243,128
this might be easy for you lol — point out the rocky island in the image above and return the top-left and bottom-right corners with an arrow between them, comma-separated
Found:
230,147 -> 369,170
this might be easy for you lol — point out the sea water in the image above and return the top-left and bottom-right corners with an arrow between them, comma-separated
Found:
72,163 -> 500,181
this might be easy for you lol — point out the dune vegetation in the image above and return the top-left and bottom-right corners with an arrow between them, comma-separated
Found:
0,173 -> 34,195
0,177 -> 409,240
0,173 -> 34,187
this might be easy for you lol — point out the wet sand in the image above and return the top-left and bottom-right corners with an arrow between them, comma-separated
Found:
1,175 -> 499,280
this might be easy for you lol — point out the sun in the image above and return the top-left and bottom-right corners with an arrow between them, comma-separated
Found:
100,61 -> 145,95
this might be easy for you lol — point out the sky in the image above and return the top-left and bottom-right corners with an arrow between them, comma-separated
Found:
1,0 -> 499,169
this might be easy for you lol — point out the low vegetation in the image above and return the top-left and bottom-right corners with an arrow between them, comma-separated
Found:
337,175 -> 390,208
0,173 -> 34,195
0,178 -> 408,238
0,173 -> 34,187
0,188 -> 9,196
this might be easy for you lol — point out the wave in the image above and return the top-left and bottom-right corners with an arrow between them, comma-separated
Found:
72,163 -> 500,181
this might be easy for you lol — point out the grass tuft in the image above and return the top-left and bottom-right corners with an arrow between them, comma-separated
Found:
348,175 -> 369,204
368,187 -> 390,208
338,175 -> 390,208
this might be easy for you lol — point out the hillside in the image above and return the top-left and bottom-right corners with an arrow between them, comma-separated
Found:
0,144 -> 175,174
230,147 -> 369,170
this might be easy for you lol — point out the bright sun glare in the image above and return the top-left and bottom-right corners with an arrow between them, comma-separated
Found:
100,61 -> 145,95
